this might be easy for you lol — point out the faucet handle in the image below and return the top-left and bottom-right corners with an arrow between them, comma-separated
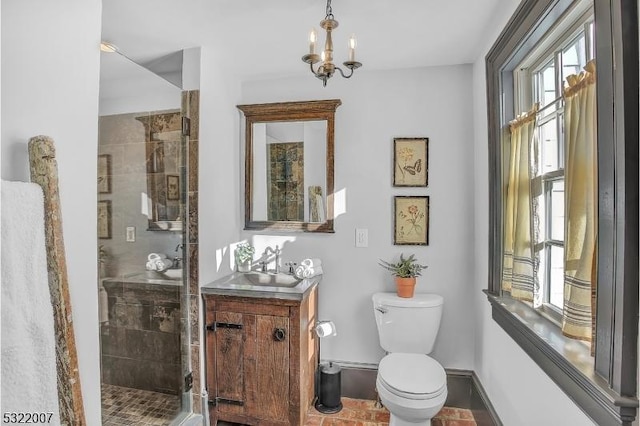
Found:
259,261 -> 268,272
285,261 -> 297,274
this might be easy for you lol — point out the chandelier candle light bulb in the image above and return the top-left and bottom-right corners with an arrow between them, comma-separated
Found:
309,28 -> 317,54
348,34 -> 356,62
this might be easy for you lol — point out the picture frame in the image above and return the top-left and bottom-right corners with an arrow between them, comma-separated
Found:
97,200 -> 112,239
98,154 -> 112,194
166,175 -> 180,201
393,137 -> 428,187
394,196 -> 429,245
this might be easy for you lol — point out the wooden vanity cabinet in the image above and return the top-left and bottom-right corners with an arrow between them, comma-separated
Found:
204,286 -> 318,425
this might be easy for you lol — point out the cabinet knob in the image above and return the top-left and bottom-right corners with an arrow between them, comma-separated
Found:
273,328 -> 286,341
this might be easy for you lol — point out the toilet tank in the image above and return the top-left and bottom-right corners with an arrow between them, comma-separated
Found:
372,292 -> 444,354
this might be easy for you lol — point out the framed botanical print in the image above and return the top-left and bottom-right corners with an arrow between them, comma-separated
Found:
97,200 -> 112,239
393,137 -> 428,187
394,196 -> 429,245
98,154 -> 112,194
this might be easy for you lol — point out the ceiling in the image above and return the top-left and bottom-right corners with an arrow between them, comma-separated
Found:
101,0 -> 506,82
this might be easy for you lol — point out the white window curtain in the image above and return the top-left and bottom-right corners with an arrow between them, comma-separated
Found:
502,105 -> 539,302
562,60 -> 597,343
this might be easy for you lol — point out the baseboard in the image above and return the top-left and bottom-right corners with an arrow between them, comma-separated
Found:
324,361 -> 502,426
470,371 -> 502,426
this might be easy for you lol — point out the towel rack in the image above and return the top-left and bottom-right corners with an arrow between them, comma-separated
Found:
28,136 -> 86,426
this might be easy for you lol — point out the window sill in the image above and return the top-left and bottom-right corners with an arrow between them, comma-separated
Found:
484,290 -> 638,426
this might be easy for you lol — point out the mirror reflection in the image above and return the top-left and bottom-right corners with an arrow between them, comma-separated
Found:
252,121 -> 327,223
238,99 -> 341,232
99,50 -> 184,233
136,111 -> 184,231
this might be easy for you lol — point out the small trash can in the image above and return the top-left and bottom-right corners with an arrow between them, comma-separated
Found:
315,361 -> 343,413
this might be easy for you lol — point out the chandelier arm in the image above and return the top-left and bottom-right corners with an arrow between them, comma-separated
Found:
309,62 -> 322,78
335,66 -> 355,79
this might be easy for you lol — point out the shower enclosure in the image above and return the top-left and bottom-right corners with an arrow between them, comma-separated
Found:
97,49 -> 196,425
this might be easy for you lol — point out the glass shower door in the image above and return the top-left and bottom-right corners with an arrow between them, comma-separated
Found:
97,49 -> 192,425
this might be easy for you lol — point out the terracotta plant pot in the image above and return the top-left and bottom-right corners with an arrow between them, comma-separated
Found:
395,277 -> 417,298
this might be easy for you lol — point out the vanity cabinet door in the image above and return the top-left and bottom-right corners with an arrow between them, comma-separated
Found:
209,306 -> 290,423
213,311 -> 246,417
204,289 -> 317,426
250,315 -> 290,422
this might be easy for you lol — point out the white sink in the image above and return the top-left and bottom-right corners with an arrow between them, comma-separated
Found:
161,269 -> 183,280
242,271 -> 302,288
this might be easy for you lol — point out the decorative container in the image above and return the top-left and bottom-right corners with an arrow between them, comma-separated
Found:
237,260 -> 252,273
395,277 -> 417,298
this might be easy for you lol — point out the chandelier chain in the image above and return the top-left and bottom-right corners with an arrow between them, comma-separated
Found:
325,0 -> 334,20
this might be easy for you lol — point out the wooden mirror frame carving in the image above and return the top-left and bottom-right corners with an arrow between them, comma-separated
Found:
238,99 -> 341,232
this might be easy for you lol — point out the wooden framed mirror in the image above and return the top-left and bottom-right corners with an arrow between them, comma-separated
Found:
238,99 -> 341,232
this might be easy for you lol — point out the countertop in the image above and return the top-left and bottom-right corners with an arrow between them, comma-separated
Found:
102,271 -> 182,287
201,271 -> 321,301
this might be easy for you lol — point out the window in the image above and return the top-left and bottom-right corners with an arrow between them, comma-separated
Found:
485,0 -> 638,425
517,15 -> 595,317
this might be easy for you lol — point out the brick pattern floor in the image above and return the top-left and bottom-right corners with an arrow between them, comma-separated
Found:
101,383 -> 181,425
305,398 -> 477,426
217,398 -> 477,426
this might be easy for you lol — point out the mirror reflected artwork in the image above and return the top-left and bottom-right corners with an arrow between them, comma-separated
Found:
238,99 -> 340,232
135,111 -> 184,230
267,141 -> 304,221
251,120 -> 328,223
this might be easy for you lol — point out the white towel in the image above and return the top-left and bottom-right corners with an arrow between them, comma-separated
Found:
146,257 -> 171,272
147,253 -> 168,261
301,258 -> 322,268
1,180 -> 61,424
294,264 -> 323,279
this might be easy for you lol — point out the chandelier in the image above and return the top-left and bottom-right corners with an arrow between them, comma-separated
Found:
301,0 -> 362,86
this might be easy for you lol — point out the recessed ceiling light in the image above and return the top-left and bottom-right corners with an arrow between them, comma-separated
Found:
100,42 -> 118,53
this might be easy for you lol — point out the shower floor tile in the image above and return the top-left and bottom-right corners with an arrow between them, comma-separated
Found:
101,383 -> 181,426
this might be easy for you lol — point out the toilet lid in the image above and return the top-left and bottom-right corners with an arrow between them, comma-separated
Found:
378,353 -> 446,399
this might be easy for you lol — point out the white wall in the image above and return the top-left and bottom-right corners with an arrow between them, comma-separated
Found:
197,49 -> 243,284
471,1 -> 596,424
1,1 -> 102,424
99,51 -> 181,116
240,65 -> 477,370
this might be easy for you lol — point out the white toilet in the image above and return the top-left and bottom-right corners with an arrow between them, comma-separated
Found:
372,292 -> 447,426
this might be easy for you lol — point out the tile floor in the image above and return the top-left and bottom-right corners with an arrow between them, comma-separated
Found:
306,398 -> 477,426
101,383 -> 181,426
218,398 -> 477,426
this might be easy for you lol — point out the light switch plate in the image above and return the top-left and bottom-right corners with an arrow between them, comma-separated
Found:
126,227 -> 136,242
355,228 -> 368,247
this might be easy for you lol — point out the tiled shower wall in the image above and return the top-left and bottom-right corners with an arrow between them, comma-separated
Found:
183,90 -> 202,415
101,280 -> 181,394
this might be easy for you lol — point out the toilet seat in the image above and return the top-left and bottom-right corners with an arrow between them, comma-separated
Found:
378,353 -> 446,400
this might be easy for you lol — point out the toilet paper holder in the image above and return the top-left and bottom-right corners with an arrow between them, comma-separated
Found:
314,320 -> 337,338
313,320 -> 342,414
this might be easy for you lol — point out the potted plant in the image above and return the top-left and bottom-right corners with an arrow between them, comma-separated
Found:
234,242 -> 255,273
379,253 -> 427,298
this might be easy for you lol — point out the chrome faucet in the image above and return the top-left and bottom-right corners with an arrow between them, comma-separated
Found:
262,245 -> 281,273
173,243 -> 184,268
